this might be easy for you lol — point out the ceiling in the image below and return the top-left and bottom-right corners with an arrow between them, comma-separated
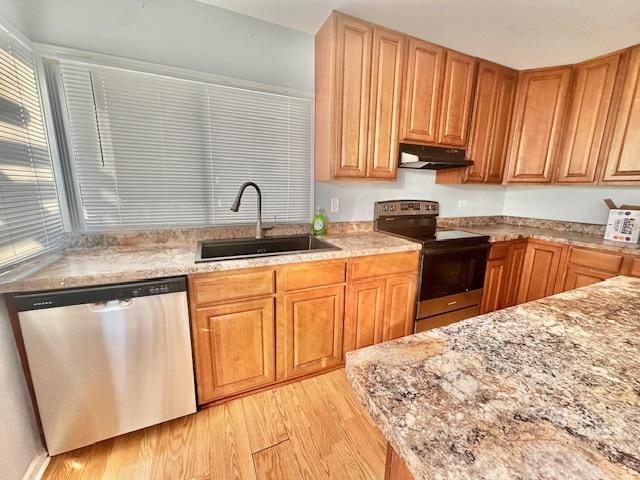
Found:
195,0 -> 640,69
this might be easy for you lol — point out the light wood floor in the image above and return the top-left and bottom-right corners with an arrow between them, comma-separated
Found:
43,369 -> 387,479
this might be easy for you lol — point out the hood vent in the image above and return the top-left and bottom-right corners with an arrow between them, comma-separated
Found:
398,143 -> 474,170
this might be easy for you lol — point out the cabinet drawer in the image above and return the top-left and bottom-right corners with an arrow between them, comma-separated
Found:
349,251 -> 419,281
278,261 -> 346,292
488,242 -> 510,260
568,247 -> 623,274
191,268 -> 275,305
417,289 -> 483,318
415,305 -> 480,333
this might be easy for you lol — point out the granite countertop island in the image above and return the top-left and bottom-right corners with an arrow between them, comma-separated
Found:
346,276 -> 640,479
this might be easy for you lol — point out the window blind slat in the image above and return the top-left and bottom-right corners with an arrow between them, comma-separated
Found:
59,60 -> 311,231
0,26 -> 64,270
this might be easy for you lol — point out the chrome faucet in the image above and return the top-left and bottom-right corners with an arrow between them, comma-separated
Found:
230,182 -> 264,239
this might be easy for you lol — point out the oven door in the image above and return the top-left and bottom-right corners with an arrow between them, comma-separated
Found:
420,243 -> 490,301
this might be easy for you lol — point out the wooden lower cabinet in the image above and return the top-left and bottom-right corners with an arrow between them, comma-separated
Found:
344,278 -> 386,351
517,240 -> 567,303
187,251 -> 421,404
481,240 -> 526,314
278,285 -> 345,380
480,255 -> 508,313
383,274 -> 418,342
561,246 -> 624,291
344,271 -> 418,353
193,297 -> 276,404
629,258 -> 640,277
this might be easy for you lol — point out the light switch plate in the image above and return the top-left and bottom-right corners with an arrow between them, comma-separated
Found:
457,200 -> 468,208
330,198 -> 340,213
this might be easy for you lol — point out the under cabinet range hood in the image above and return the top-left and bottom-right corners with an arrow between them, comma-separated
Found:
398,143 -> 474,170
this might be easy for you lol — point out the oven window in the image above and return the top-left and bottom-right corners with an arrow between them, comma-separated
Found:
420,245 -> 489,300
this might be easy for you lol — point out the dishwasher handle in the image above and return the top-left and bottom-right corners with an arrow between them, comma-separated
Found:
87,298 -> 134,313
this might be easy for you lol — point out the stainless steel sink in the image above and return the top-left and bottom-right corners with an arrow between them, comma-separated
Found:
195,235 -> 340,262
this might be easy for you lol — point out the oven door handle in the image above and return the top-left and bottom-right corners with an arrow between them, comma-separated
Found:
423,243 -> 491,255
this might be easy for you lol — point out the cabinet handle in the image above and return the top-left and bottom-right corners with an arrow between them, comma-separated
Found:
447,301 -> 457,306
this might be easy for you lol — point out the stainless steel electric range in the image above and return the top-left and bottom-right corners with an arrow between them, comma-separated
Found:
374,200 -> 490,332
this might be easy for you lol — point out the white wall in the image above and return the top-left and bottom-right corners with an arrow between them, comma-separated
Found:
503,185 -> 640,225
315,170 -> 506,221
23,0 -> 314,92
0,298 -> 45,480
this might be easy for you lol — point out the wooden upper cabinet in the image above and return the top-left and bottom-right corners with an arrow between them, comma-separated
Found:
367,27 -> 406,179
400,37 -> 445,143
556,53 -> 621,184
601,46 -> 640,183
315,12 -> 405,181
464,62 -> 517,183
438,51 -> 477,146
334,15 -> 372,178
506,66 -> 572,183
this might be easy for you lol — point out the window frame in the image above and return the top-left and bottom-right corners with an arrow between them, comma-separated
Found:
0,20 -> 68,271
35,43 -> 315,232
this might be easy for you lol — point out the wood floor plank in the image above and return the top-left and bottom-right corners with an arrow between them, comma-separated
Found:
242,390 -> 288,453
302,375 -> 385,479
101,425 -> 159,480
78,439 -> 114,480
43,444 -> 95,480
208,399 -> 257,480
149,411 -> 210,480
253,440 -> 302,480
273,382 -> 354,479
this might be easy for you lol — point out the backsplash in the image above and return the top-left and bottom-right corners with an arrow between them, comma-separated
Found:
63,216 -> 607,249
64,222 -> 374,249
437,216 -> 606,235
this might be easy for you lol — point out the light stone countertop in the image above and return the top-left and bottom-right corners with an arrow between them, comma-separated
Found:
0,232 -> 421,293
346,276 -> 640,480
456,224 -> 640,255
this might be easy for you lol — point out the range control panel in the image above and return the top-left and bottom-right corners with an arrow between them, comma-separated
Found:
374,200 -> 439,218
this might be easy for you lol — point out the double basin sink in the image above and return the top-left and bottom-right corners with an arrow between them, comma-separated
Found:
195,234 -> 339,262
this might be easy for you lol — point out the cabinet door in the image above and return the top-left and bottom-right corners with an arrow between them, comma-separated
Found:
563,266 -> 614,291
629,258 -> 640,277
503,240 -> 527,308
506,67 -> 572,183
194,298 -> 275,404
334,15 -> 372,178
280,285 -> 344,379
480,258 -> 507,314
400,37 -> 445,143
465,62 -> 517,183
382,273 -> 417,342
517,241 -> 567,303
602,46 -> 640,183
367,28 -> 405,179
556,53 -> 621,183
344,278 -> 385,353
438,51 -> 477,146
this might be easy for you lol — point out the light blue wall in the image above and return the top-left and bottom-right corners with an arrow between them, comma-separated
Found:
315,170 -> 507,221
23,0 -> 314,92
503,185 -> 640,225
317,173 -> 639,225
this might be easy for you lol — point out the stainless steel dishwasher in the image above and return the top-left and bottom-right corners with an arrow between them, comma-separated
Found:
15,277 -> 197,455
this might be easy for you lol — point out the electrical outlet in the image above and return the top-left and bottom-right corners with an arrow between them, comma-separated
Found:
330,197 -> 340,213
457,200 -> 468,208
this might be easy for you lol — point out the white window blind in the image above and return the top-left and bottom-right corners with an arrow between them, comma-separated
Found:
58,60 -> 312,231
0,27 -> 63,269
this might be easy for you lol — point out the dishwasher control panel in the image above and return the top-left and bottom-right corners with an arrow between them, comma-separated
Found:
14,277 -> 187,311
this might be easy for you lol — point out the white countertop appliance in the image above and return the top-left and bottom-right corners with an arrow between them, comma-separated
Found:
15,277 -> 197,455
